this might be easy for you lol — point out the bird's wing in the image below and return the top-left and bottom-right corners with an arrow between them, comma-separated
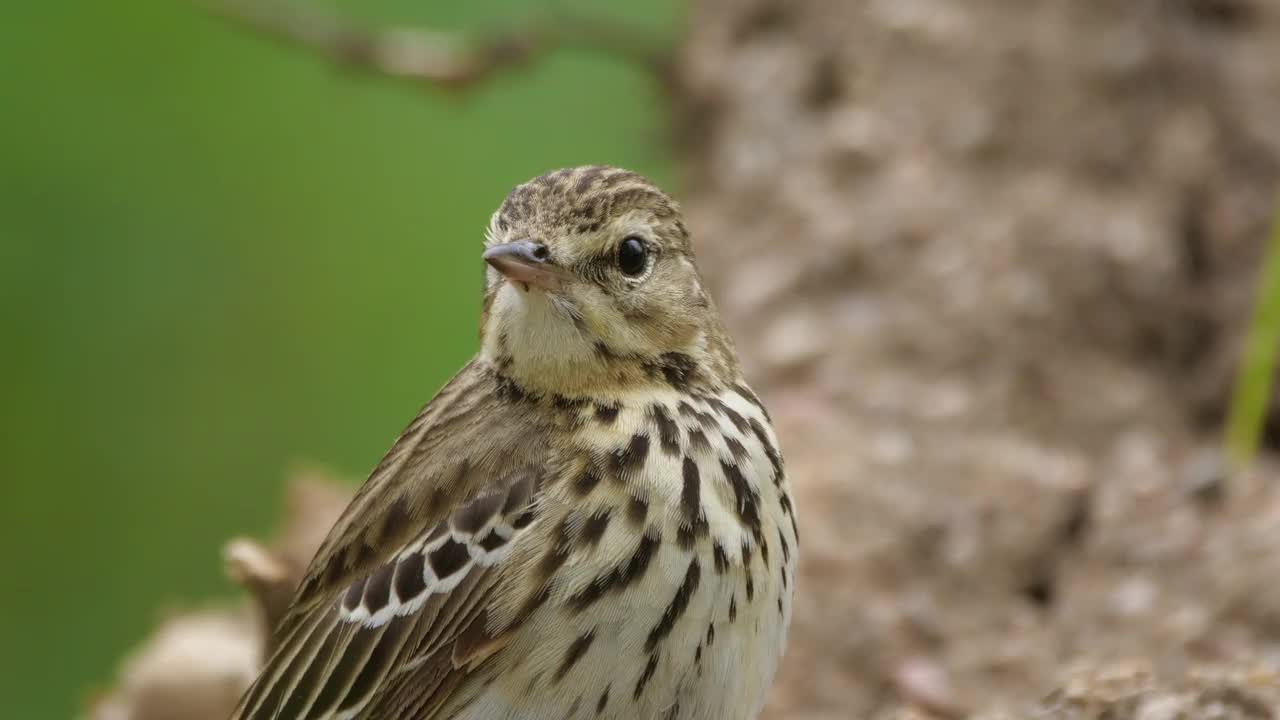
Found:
232,359 -> 559,720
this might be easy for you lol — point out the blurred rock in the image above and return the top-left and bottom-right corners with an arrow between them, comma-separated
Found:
85,469 -> 352,720
892,655 -> 964,718
85,609 -> 259,720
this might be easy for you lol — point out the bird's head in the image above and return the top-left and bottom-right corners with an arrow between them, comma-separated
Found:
478,166 -> 737,397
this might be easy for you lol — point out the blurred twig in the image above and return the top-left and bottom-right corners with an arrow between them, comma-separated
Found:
198,0 -> 670,91
1225,193 -> 1280,467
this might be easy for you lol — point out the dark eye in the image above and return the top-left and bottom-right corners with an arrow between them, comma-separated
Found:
617,236 -> 648,276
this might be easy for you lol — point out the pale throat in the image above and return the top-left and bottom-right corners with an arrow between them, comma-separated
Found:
479,284 -> 713,398
480,284 -> 621,397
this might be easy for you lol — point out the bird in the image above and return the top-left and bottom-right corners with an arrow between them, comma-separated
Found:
231,165 -> 797,720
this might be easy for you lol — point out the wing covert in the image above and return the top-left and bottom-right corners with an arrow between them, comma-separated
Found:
231,361 -> 555,720
235,467 -> 542,720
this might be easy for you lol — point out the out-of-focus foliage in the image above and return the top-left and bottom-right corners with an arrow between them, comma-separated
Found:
1226,198 -> 1280,467
0,1 -> 675,716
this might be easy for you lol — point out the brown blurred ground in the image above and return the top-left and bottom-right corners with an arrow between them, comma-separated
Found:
90,1 -> 1280,718
677,0 -> 1280,716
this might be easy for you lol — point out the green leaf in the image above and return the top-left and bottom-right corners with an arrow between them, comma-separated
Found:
1226,194 -> 1280,467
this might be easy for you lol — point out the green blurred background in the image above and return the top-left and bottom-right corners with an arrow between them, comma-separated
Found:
0,1 -> 676,715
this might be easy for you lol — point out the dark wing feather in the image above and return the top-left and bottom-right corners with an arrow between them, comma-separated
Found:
232,360 -> 553,720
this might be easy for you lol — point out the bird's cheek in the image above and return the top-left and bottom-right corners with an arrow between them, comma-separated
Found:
562,286 -> 605,322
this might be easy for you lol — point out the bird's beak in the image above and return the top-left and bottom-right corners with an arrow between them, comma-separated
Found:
483,241 -> 569,293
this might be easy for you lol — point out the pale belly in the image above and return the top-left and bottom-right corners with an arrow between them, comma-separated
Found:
456,387 -> 796,719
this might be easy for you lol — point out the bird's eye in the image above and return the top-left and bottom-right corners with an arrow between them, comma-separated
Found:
617,237 -> 649,277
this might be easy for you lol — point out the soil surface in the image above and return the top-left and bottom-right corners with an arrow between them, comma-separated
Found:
676,0 -> 1280,716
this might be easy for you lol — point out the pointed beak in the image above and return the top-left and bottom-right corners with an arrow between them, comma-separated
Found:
483,241 -> 569,292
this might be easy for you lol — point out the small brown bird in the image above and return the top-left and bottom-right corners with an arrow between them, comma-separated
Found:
232,166 -> 796,719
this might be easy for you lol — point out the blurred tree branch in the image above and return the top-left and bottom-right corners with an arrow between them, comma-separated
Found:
199,0 -> 670,91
